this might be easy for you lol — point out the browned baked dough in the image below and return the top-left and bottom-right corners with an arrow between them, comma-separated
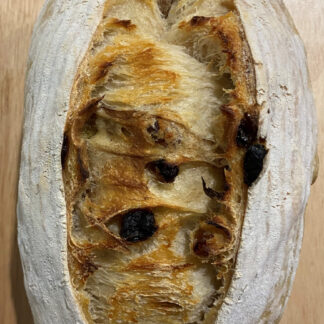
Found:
62,1 -> 262,322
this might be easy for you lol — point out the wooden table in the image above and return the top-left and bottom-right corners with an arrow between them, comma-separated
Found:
0,1 -> 322,323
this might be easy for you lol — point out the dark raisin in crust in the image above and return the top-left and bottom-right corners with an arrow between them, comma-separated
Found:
147,159 -> 179,183
244,144 -> 267,186
120,209 -> 157,242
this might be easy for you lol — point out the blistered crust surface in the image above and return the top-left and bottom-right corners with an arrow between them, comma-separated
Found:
63,0 -> 258,323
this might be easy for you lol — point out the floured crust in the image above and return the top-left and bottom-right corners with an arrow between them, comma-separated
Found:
62,1 -> 260,322
18,0 -> 317,323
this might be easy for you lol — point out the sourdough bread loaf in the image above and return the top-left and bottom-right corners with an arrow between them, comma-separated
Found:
18,1 -> 317,323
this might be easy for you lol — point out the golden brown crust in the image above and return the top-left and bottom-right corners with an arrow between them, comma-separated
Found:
62,1 -> 260,323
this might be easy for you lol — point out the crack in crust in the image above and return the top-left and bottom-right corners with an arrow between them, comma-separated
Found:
62,1 -> 261,323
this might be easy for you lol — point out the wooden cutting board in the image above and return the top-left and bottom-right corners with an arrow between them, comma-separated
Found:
0,1 -> 322,323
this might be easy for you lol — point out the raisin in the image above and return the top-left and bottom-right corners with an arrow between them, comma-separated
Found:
61,132 -> 69,168
244,144 -> 267,186
236,113 -> 258,148
120,209 -> 157,242
147,159 -> 179,183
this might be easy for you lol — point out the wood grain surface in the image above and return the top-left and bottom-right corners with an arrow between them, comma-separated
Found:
0,1 -> 322,323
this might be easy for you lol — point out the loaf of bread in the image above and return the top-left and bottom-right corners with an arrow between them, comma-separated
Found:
18,0 -> 318,323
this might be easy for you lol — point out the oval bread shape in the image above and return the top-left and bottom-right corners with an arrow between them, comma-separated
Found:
18,0 -> 317,324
